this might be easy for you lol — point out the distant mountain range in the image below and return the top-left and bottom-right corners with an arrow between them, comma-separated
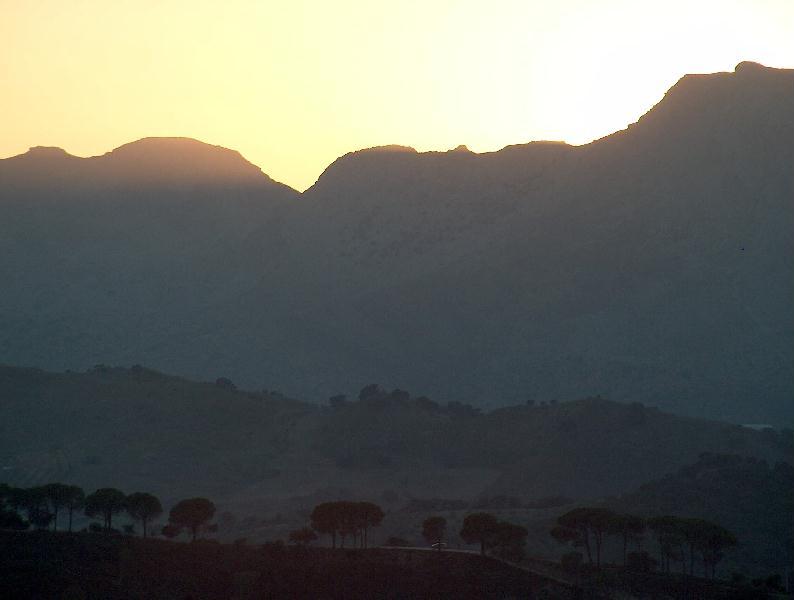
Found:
1,61 -> 792,424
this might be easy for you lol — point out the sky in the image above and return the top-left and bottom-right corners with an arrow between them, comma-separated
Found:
1,0 -> 793,191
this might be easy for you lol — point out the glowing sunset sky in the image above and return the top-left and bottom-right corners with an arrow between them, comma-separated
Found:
2,0 -> 793,190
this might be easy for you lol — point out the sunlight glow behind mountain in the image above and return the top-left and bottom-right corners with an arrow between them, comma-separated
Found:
1,0 -> 792,190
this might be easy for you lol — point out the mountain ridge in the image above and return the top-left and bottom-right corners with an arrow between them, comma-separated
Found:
0,61 -> 791,424
5,61 -> 791,188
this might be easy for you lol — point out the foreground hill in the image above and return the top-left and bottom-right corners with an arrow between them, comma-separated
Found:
1,365 -> 790,511
1,63 -> 792,424
0,532 -> 578,600
612,453 -> 794,578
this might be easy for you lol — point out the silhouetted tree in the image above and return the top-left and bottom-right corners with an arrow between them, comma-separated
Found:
62,485 -> 84,532
289,527 -> 318,545
311,502 -> 339,548
552,507 -> 615,567
168,497 -> 216,542
460,512 -> 499,555
10,486 -> 52,530
607,513 -> 646,565
0,484 -> 28,529
422,516 -> 447,551
491,521 -> 529,562
338,501 -> 359,547
0,483 -> 11,505
43,483 -> 82,531
356,501 -> 384,549
551,524 -> 586,560
695,521 -> 737,578
0,506 -> 27,529
358,384 -> 385,402
84,488 -> 126,531
126,492 -> 163,538
309,501 -> 384,549
648,516 -> 686,574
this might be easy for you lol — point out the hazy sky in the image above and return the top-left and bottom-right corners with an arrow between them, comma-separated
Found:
2,0 -> 792,190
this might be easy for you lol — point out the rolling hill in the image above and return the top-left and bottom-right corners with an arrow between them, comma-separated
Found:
1,365 -> 791,510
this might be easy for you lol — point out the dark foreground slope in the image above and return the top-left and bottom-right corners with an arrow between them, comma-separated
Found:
0,531 -> 577,600
0,63 -> 792,424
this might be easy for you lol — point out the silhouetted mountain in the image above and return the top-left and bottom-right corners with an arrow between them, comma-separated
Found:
1,62 -> 792,423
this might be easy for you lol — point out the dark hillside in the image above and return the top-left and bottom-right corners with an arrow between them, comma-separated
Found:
0,531 -> 578,600
611,453 -> 794,577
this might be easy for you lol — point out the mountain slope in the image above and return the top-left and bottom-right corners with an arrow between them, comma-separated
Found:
0,63 -> 792,423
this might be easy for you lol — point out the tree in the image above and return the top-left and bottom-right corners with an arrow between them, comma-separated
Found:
422,516 -> 447,551
11,486 -> 52,530
168,498 -> 216,542
62,485 -> 85,532
491,521 -> 528,562
84,488 -> 127,531
358,384 -> 385,402
0,506 -> 27,529
289,527 -> 318,545
356,501 -> 385,549
551,524 -> 585,559
695,521 -> 737,579
43,483 -> 83,531
460,512 -> 499,555
126,492 -> 163,538
0,485 -> 28,529
552,507 -> 615,567
309,501 -> 384,549
678,517 -> 706,576
311,502 -> 340,548
337,501 -> 359,547
648,516 -> 686,574
607,513 -> 646,566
